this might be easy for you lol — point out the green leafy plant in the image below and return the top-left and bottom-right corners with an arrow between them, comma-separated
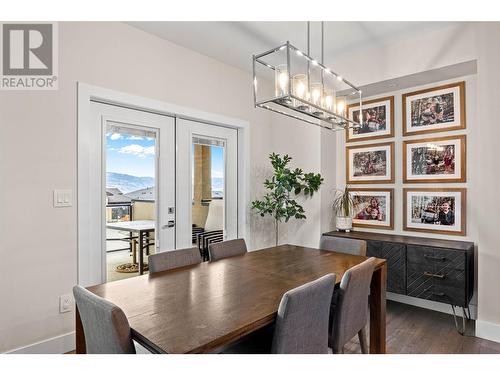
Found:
333,186 -> 356,217
251,153 -> 323,246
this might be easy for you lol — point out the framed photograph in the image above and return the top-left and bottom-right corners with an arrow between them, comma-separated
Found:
403,135 -> 466,183
403,188 -> 466,236
346,96 -> 394,142
402,81 -> 466,136
346,142 -> 395,184
351,188 -> 394,230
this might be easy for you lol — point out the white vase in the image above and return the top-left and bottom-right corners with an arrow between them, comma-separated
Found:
336,216 -> 353,231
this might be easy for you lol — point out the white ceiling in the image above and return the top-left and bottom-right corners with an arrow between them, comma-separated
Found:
127,21 -> 457,73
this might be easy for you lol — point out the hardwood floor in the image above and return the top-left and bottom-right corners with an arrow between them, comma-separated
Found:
67,300 -> 500,354
343,300 -> 500,354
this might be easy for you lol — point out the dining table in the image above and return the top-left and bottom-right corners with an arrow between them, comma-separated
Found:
106,220 -> 155,275
76,244 -> 387,354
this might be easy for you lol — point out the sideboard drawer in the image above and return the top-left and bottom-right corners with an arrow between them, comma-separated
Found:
407,245 -> 465,271
407,263 -> 467,306
367,240 -> 406,294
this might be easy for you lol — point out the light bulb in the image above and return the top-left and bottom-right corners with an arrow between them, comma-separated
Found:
324,95 -> 333,111
275,64 -> 289,97
279,72 -> 288,91
297,82 -> 305,98
337,100 -> 345,115
312,89 -> 320,102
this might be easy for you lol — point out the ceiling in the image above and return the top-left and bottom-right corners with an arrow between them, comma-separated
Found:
127,22 -> 457,73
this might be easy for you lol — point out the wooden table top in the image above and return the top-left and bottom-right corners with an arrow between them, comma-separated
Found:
87,244 -> 386,354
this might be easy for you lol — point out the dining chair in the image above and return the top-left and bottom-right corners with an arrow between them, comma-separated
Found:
148,247 -> 201,274
272,273 -> 336,354
208,238 -> 247,262
329,257 -> 376,354
222,273 -> 336,354
73,285 -> 150,354
319,235 -> 367,256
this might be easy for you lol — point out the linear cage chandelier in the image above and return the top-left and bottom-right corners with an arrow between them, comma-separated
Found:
252,22 -> 362,131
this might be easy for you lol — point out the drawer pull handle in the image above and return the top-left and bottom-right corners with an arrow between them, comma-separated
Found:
424,254 -> 446,261
423,271 -> 445,279
431,292 -> 445,297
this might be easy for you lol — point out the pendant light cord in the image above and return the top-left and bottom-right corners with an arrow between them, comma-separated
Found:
321,21 -> 324,65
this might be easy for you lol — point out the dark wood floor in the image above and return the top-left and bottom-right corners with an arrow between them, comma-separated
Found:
343,300 -> 500,354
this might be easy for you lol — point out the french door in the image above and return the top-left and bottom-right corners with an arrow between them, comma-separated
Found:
79,104 -> 239,286
176,119 -> 239,249
80,102 -> 175,286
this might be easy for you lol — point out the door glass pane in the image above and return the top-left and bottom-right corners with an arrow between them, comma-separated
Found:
105,124 -> 156,281
191,137 -> 225,255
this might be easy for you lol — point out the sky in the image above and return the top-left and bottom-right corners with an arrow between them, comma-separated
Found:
106,132 -> 225,181
209,146 -> 224,179
106,132 -> 156,177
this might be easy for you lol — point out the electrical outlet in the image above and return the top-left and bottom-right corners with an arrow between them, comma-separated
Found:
59,294 -> 73,314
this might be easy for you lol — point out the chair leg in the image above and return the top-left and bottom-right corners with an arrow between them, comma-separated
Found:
358,327 -> 368,354
331,346 -> 343,354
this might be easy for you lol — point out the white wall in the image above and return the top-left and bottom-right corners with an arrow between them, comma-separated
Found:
0,22 -> 322,353
474,23 -> 500,342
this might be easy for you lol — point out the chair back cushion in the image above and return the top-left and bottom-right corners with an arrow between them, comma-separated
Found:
320,235 -> 367,256
208,238 -> 247,262
149,247 -> 201,273
330,257 -> 376,352
73,285 -> 135,354
272,273 -> 335,354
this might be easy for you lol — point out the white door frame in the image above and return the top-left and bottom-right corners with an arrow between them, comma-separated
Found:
77,82 -> 250,286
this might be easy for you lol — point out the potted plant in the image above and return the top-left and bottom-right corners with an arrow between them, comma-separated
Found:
251,153 -> 323,246
333,186 -> 356,231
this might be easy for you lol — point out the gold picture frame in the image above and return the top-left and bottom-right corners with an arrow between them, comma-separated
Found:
351,188 -> 394,230
346,96 -> 395,142
403,135 -> 466,183
346,141 -> 395,184
402,81 -> 466,136
403,188 -> 466,236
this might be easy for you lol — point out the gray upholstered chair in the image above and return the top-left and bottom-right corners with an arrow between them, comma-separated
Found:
73,285 -> 150,354
208,238 -> 247,262
320,235 -> 367,256
223,273 -> 336,354
272,273 -> 336,354
148,247 -> 201,274
329,257 -> 376,354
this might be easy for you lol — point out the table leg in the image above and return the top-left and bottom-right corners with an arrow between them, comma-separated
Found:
139,230 -> 144,275
132,238 -> 137,264
75,305 -> 86,354
369,263 -> 387,354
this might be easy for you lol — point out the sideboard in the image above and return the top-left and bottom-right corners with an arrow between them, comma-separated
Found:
322,230 -> 474,334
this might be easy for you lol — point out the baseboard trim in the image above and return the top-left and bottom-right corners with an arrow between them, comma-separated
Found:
476,320 -> 500,343
387,292 -> 478,319
5,331 -> 75,354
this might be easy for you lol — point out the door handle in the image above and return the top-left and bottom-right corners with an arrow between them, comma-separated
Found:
162,220 -> 175,229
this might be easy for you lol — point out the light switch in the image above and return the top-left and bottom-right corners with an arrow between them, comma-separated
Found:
53,189 -> 72,208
